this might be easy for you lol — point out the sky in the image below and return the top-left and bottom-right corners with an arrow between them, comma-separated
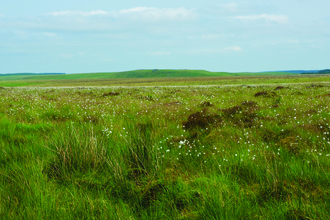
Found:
0,0 -> 329,73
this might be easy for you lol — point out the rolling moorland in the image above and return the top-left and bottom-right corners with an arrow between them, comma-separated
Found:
0,69 -> 297,86
0,69 -> 329,88
0,71 -> 330,219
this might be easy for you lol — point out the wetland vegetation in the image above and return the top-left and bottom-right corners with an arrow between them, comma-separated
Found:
1,75 -> 330,219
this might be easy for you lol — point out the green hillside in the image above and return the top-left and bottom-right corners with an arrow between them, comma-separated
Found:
0,69 -> 293,82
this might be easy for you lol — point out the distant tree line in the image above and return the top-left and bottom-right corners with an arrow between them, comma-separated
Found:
301,69 -> 330,74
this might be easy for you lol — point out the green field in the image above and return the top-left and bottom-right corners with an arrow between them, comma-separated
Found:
0,69 -> 300,87
1,69 -> 329,88
1,80 -> 330,219
0,69 -> 293,81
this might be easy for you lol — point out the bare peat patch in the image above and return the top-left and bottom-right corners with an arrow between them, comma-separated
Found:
199,101 -> 214,107
103,92 -> 120,96
183,109 -> 221,130
254,91 -> 277,97
306,84 -> 324,89
274,86 -> 289,90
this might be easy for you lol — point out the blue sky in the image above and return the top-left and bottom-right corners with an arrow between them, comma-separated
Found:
1,0 -> 329,73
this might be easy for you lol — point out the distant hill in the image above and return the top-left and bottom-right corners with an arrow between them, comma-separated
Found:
301,69 -> 330,74
276,70 -> 320,74
53,69 -> 295,79
0,73 -> 65,76
318,69 -> 330,74
0,69 -> 297,82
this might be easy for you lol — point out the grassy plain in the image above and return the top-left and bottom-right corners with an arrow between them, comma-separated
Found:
0,74 -> 330,219
1,73 -> 330,88
0,69 -> 294,81
0,69 -> 297,87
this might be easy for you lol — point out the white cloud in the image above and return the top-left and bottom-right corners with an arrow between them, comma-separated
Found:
224,46 -> 242,51
59,53 -> 74,58
0,7 -> 196,33
49,7 -> 196,21
232,14 -> 288,23
119,7 -> 152,14
288,40 -> 298,44
201,34 -> 219,40
9,31 -> 59,39
221,3 -> 238,11
266,39 -> 314,46
190,46 -> 242,55
147,51 -> 171,56
188,34 -> 220,41
51,10 -> 107,16
118,7 -> 196,21
189,49 -> 220,55
43,32 -> 57,38
101,58 -> 115,62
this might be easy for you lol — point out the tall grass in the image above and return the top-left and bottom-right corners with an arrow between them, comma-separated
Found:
1,83 -> 330,219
